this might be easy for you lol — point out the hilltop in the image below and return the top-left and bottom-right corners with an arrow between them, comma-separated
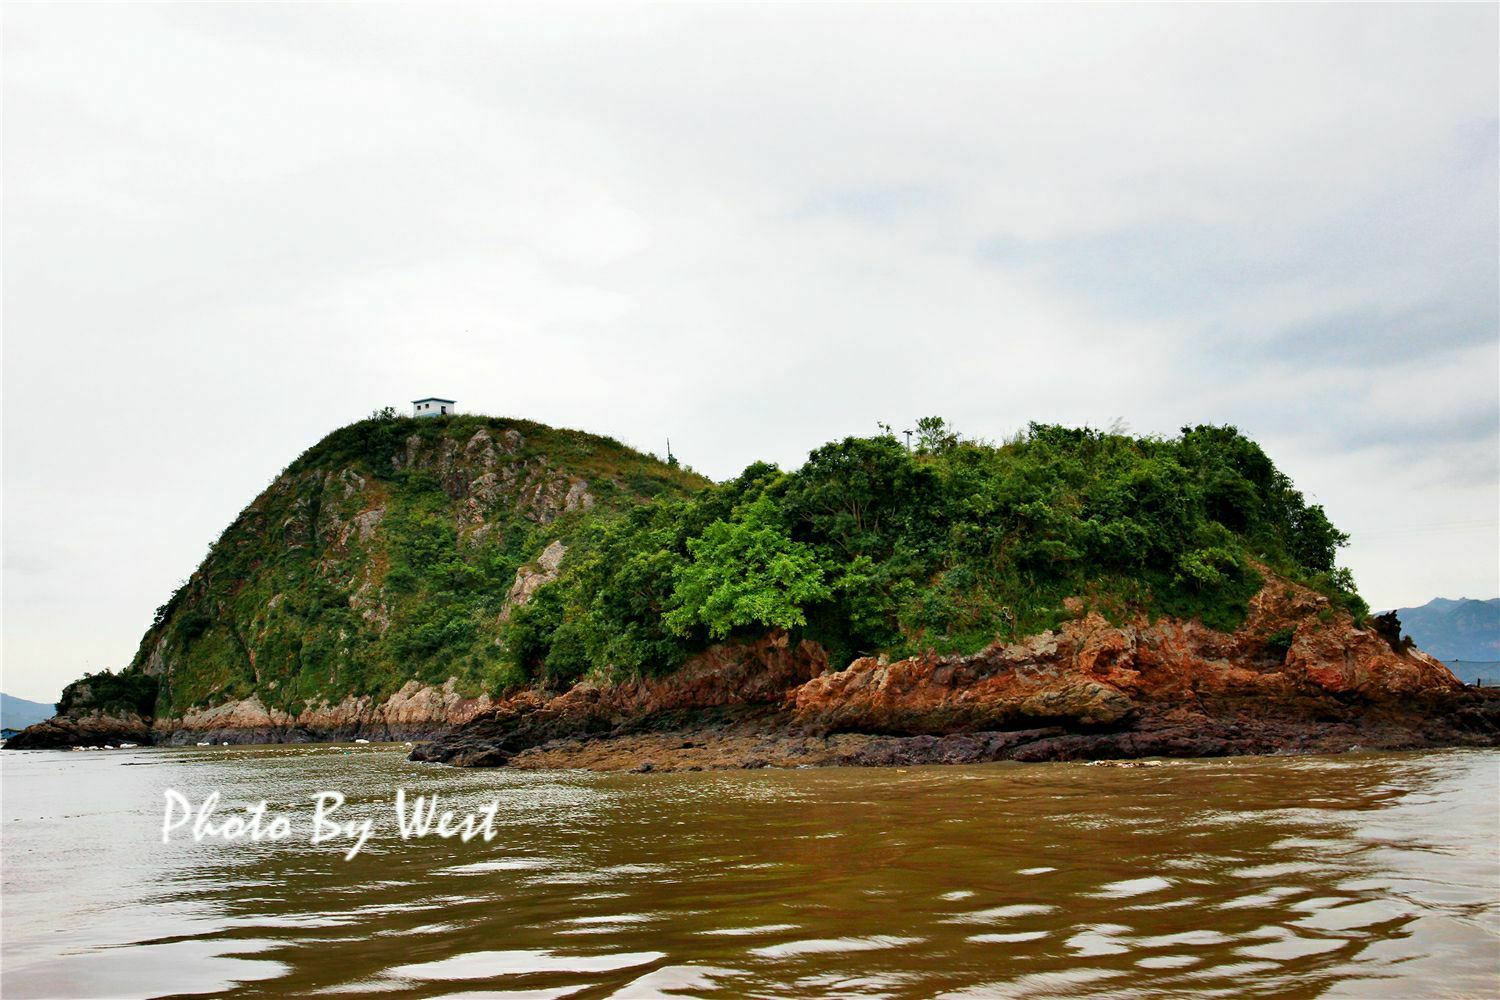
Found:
10,416 -> 1496,760
13,413 -> 707,746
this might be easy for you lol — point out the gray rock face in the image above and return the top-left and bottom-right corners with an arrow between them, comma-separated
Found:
1017,680 -> 1135,726
564,480 -> 596,514
141,636 -> 172,678
500,541 -> 567,621
521,472 -> 595,525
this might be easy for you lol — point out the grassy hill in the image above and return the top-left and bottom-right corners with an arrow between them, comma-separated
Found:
61,414 -> 708,720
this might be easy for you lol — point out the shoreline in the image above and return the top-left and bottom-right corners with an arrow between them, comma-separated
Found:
12,680 -> 1499,767
503,710 -> 1500,772
13,571 -> 1500,766
408,691 -> 1500,772
8,699 -> 1500,772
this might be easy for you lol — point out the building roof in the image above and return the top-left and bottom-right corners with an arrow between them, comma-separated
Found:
412,397 -> 456,404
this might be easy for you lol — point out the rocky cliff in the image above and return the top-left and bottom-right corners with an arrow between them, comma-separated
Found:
412,569 -> 1497,769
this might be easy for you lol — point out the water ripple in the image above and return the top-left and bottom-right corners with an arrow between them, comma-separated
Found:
3,746 -> 1496,998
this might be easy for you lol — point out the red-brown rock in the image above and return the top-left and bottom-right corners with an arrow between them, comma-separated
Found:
413,570 -> 1486,769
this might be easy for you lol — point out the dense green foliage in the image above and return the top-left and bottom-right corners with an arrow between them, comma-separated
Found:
60,415 -> 1365,718
500,421 -> 1364,686
665,494 -> 832,639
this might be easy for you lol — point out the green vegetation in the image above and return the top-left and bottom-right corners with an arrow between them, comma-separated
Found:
1264,626 -> 1297,660
665,494 -> 831,640
501,421 -> 1364,685
59,415 -> 1366,718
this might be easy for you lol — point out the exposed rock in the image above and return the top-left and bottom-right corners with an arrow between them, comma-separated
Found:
337,467 -> 367,498
789,638 -> 1139,735
4,710 -> 153,750
281,497 -> 313,550
380,678 -> 496,728
10,416 -> 710,755
140,635 -> 172,679
411,571 -> 1488,770
563,479 -> 596,514
349,507 -> 384,544
399,433 -> 423,472
15,548 -> 1490,767
4,679 -> 497,749
463,428 -> 500,470
411,633 -> 828,766
499,540 -> 567,621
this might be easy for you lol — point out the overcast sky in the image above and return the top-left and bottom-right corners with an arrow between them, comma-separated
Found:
4,4 -> 1497,702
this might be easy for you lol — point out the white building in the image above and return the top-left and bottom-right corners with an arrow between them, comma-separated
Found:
413,397 -> 456,418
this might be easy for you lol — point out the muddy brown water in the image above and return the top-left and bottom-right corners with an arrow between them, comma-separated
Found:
2,745 -> 1496,998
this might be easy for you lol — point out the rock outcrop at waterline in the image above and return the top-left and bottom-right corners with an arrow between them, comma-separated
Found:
409,571 -> 1499,770
3,679 -> 496,749
3,710 -> 155,750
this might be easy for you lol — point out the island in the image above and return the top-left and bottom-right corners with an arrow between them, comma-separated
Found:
10,413 -> 1498,765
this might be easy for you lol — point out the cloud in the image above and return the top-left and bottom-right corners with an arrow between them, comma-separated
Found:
1258,301 -> 1496,371
3,3 -> 1496,700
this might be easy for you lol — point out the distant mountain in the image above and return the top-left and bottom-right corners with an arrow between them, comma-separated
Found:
1444,662 -> 1500,686
1389,598 -> 1500,661
2,693 -> 57,733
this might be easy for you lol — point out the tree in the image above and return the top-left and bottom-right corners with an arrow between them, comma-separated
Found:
915,416 -> 959,454
666,495 -> 831,639
781,435 -> 931,557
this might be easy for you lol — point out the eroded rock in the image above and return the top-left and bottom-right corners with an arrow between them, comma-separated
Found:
412,571 -> 1483,770
499,540 -> 567,621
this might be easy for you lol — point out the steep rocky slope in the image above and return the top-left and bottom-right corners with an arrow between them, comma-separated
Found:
8,415 -> 707,748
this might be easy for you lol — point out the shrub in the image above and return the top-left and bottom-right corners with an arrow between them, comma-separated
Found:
1265,627 -> 1296,660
